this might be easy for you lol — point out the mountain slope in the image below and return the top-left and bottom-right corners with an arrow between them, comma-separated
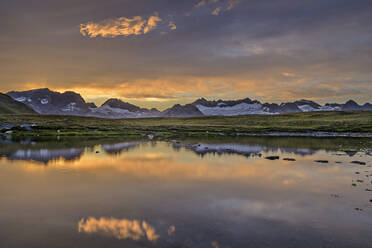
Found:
90,98 -> 161,118
7,88 -> 90,115
162,104 -> 204,117
0,93 -> 36,114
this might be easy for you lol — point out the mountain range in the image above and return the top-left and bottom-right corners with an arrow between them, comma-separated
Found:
4,88 -> 372,118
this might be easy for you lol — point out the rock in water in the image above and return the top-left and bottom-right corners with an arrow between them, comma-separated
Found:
351,161 -> 366,165
265,156 -> 280,160
315,160 -> 329,163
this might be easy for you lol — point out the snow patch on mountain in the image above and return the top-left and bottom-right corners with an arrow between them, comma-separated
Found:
15,97 -> 26,102
319,105 -> 341,111
62,102 -> 78,112
196,103 -> 266,116
298,105 -> 316,112
90,105 -> 132,117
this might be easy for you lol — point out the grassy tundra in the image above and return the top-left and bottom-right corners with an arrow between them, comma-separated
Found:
0,111 -> 371,138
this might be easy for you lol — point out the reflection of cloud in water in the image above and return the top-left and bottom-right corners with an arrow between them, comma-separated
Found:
78,217 -> 159,242
168,225 -> 175,235
102,142 -> 141,155
211,241 -> 220,248
212,198 -> 309,223
173,142 -> 315,157
6,148 -> 84,164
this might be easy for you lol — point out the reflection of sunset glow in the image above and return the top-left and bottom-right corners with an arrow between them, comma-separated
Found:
168,225 -> 175,235
11,150 -> 307,185
3,143 -> 350,194
78,217 -> 159,242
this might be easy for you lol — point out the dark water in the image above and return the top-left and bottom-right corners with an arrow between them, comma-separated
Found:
0,137 -> 371,248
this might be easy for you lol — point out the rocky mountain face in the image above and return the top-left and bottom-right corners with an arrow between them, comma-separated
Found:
86,102 -> 97,108
6,88 -> 372,118
162,104 -> 204,117
0,93 -> 36,114
7,88 -> 89,115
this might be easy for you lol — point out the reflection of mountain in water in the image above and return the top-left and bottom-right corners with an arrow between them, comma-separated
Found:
6,148 -> 84,164
102,142 -> 141,155
0,140 -> 142,164
173,142 -> 315,157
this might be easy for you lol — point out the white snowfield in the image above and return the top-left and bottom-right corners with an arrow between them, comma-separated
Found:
298,104 -> 339,112
62,102 -> 77,112
15,97 -> 26,102
88,105 -> 153,118
319,105 -> 341,111
90,105 -> 133,117
298,105 -> 316,112
196,103 -> 267,116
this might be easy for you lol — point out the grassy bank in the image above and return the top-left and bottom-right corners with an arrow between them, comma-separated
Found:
0,111 -> 371,138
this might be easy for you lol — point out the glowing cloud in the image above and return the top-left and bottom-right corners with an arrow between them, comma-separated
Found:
282,72 -> 296,77
144,15 -> 162,34
80,14 -> 162,38
168,21 -> 177,30
168,225 -> 176,235
194,0 -> 239,15
212,7 -> 222,15
196,0 -> 220,7
195,0 -> 207,8
226,0 -> 240,10
78,217 -> 159,242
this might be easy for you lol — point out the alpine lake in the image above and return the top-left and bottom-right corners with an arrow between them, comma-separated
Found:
0,135 -> 371,248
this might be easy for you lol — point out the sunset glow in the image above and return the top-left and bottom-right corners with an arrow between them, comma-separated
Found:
1,0 -> 371,108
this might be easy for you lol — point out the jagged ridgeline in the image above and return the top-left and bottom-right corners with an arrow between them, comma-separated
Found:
0,93 -> 36,114
5,88 -> 372,118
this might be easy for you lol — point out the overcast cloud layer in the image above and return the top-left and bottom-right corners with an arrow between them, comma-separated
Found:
0,0 -> 371,109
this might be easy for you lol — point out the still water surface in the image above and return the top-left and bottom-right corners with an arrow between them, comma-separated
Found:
0,137 -> 371,248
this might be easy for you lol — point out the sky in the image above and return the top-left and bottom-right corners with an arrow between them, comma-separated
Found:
0,0 -> 371,109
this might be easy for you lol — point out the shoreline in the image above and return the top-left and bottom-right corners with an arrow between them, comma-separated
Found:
240,132 -> 372,138
1,129 -> 372,138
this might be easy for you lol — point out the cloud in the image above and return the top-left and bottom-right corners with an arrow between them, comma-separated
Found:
281,72 -> 296,77
144,15 -> 162,34
196,0 -> 221,7
212,7 -> 222,15
78,217 -> 159,242
211,241 -> 220,248
194,0 -> 239,15
195,0 -> 207,8
168,225 -> 176,235
80,14 -> 162,38
168,21 -> 177,30
2,0 -> 372,106
226,0 -> 240,11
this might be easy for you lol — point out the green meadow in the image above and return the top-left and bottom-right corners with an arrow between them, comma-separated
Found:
0,111 -> 371,138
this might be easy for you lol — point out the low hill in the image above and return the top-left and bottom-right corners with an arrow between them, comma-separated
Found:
0,93 -> 36,114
